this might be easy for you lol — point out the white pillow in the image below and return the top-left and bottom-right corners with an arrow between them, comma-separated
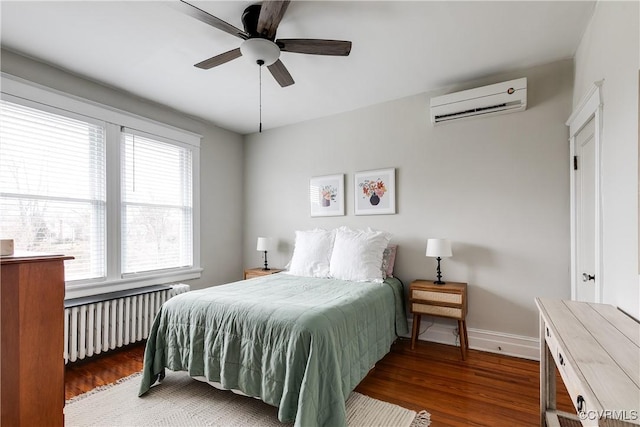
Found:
329,227 -> 391,283
287,229 -> 335,277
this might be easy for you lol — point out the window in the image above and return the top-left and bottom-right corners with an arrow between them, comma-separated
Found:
121,130 -> 193,275
0,100 -> 106,281
0,76 -> 201,299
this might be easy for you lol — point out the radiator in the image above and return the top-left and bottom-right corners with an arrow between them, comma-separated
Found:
63,283 -> 190,364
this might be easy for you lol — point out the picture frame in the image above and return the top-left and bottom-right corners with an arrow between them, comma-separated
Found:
309,174 -> 345,217
354,168 -> 396,215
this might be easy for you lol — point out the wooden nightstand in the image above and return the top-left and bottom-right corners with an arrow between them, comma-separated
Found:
409,280 -> 468,359
243,268 -> 284,280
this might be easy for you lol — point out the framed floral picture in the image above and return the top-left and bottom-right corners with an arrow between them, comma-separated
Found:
354,168 -> 396,215
309,174 -> 345,217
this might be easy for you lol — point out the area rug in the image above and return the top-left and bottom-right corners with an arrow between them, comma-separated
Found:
65,370 -> 431,427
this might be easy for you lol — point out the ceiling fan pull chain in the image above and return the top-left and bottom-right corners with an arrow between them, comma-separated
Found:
258,59 -> 264,133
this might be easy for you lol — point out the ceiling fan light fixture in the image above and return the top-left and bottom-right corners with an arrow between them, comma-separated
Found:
240,38 -> 280,66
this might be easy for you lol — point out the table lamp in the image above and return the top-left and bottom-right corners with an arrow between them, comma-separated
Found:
426,238 -> 452,285
256,237 -> 274,270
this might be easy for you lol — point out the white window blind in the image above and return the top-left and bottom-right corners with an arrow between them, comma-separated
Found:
121,130 -> 193,275
1,75 -> 201,299
0,99 -> 106,281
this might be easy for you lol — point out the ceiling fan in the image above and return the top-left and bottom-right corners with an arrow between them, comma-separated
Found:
173,0 -> 352,87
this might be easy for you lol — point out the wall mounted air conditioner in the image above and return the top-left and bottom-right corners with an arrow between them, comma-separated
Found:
430,77 -> 527,125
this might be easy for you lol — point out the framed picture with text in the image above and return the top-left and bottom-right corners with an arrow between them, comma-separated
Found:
354,168 -> 396,215
309,174 -> 345,217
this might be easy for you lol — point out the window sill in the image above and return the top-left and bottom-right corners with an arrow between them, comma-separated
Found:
64,267 -> 203,300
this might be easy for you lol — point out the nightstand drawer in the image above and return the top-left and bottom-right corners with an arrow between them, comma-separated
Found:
243,268 -> 284,280
412,303 -> 463,319
412,289 -> 462,304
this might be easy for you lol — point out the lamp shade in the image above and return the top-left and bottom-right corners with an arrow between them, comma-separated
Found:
426,238 -> 452,258
256,237 -> 273,251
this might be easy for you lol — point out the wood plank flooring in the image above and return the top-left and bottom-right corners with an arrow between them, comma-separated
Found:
356,339 -> 573,426
65,343 -> 146,400
65,338 -> 574,425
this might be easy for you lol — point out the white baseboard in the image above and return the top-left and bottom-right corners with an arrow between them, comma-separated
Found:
406,317 -> 540,361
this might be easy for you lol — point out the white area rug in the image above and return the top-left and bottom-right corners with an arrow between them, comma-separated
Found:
65,370 -> 431,427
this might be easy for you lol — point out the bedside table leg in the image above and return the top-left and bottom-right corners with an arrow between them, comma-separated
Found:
458,320 -> 468,360
411,314 -> 421,349
463,320 -> 469,349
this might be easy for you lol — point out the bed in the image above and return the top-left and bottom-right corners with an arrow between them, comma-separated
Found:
138,272 -> 408,427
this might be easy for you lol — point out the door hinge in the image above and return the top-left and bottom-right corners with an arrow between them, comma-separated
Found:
573,156 -> 578,170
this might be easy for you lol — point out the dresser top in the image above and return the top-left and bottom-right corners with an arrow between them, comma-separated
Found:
0,251 -> 73,265
536,297 -> 640,419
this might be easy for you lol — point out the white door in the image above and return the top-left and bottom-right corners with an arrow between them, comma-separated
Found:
574,117 -> 597,303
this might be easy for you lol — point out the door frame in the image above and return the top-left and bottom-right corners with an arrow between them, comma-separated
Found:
567,81 -> 603,302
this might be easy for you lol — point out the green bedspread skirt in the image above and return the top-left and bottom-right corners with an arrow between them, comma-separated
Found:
139,274 -> 408,427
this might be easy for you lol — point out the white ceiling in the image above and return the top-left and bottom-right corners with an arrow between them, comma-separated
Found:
1,1 -> 595,135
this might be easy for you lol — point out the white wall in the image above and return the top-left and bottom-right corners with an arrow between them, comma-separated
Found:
0,49 -> 246,291
244,60 -> 574,345
573,1 -> 640,318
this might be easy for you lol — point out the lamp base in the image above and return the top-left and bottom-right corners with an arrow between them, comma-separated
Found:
261,267 -> 271,271
433,257 -> 446,285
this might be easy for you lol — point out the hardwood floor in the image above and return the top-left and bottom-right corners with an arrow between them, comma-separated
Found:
65,343 -> 146,400
356,339 -> 573,426
65,338 -> 574,425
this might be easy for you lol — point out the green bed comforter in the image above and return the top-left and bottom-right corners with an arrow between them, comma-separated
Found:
139,274 -> 408,427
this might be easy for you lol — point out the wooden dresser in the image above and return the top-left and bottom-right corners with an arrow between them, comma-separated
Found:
536,298 -> 640,426
1,253 -> 72,427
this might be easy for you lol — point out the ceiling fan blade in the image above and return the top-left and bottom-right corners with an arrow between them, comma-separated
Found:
194,48 -> 242,69
257,1 -> 290,39
277,39 -> 352,56
171,0 -> 249,40
267,60 -> 295,87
